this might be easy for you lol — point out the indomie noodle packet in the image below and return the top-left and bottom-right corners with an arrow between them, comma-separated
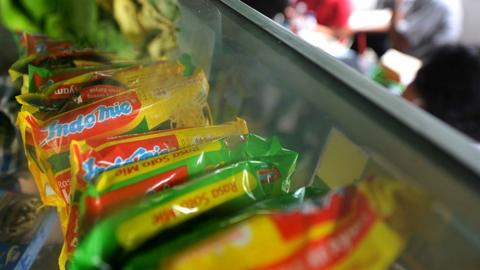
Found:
71,159 -> 297,270
79,133 -> 295,227
25,62 -> 133,95
61,119 -> 249,260
17,60 -> 184,113
71,118 -> 248,187
17,70 -> 211,206
9,49 -> 115,91
126,177 -> 429,270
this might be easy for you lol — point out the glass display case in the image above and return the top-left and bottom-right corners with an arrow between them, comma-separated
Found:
177,1 -> 480,269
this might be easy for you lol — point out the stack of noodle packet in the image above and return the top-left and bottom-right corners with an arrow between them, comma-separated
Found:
10,34 -> 252,270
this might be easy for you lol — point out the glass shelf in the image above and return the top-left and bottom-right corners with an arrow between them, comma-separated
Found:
177,1 -> 480,269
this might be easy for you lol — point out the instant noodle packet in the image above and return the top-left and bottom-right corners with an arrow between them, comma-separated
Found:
79,133 -> 293,227
60,119 -> 249,263
25,62 -> 134,95
71,158 -> 298,270
10,49 -> 114,78
125,177 -> 429,270
17,60 -> 185,115
71,118 -> 248,189
17,70 -> 211,206
65,134 -> 286,258
9,49 -> 115,92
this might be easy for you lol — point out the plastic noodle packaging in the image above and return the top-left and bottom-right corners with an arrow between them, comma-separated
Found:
17,60 -> 186,115
71,152 -> 298,269
61,119 -> 249,262
124,177 -> 430,270
17,70 -> 211,207
9,49 -> 116,93
77,133 -> 295,227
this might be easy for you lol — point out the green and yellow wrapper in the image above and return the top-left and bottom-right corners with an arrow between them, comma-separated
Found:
61,119 -> 249,263
71,157 -> 298,270
78,134 -> 294,227
9,49 -> 116,92
125,177 -> 429,270
17,60 -> 185,116
17,70 -> 211,207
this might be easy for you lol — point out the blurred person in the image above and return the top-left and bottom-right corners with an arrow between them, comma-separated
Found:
296,0 -> 352,39
403,45 -> 480,141
302,0 -> 352,28
390,0 -> 463,60
352,0 -> 463,60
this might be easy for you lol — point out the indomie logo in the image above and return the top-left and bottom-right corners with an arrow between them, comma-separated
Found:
41,101 -> 133,145
82,145 -> 169,181
258,168 -> 281,183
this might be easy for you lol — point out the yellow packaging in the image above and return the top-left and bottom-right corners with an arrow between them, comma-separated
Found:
16,60 -> 186,117
16,70 -> 211,208
60,119 -> 249,266
150,177 -> 429,270
70,118 -> 248,191
18,123 -> 63,206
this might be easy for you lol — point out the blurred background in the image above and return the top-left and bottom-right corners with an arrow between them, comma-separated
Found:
242,0 -> 480,45
241,0 -> 480,83
240,0 -> 480,145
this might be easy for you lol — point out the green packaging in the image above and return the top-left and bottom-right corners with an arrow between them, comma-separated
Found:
71,157 -> 298,270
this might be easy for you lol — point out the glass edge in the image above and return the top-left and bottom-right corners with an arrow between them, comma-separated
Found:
217,0 -> 480,178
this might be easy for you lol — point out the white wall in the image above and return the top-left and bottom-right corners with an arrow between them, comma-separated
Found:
461,0 -> 480,45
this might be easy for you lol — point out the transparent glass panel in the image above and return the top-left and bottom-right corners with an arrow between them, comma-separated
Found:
178,1 -> 480,269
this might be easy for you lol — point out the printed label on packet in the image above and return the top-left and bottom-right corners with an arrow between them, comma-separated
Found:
116,171 -> 257,251
84,166 -> 190,223
64,167 -> 190,265
78,85 -> 125,102
31,90 -> 141,150
48,82 -> 125,101
81,135 -> 179,181
95,141 -> 222,193
265,193 -> 377,269
73,118 -> 248,185
55,170 -> 71,203
42,101 -> 132,145
51,83 -> 82,99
